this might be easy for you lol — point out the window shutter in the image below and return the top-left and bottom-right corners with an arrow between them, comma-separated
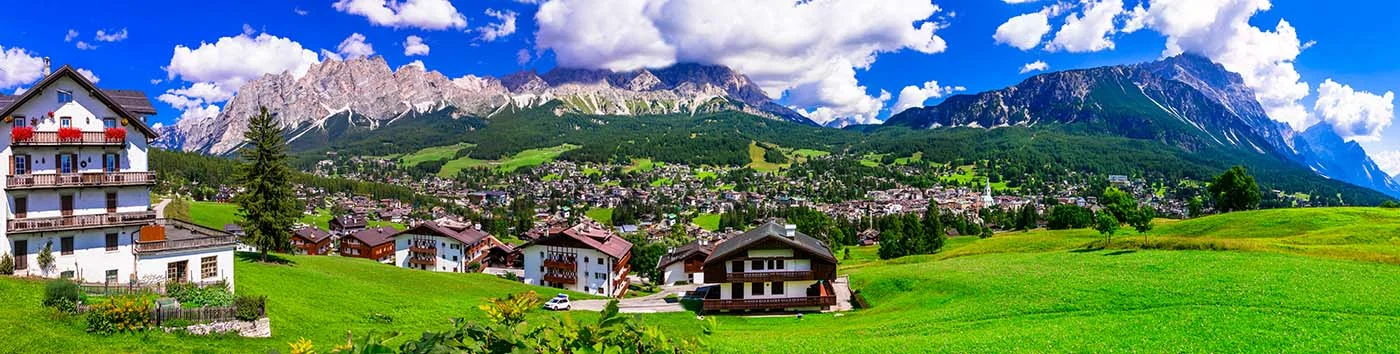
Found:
71,154 -> 78,171
8,155 -> 12,175
23,155 -> 29,173
55,154 -> 61,173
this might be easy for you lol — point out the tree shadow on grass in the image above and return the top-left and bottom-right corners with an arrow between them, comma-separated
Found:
1069,247 -> 1103,253
236,251 -> 296,266
1104,250 -> 1137,256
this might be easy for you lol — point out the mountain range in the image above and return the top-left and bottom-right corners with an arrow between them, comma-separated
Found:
155,57 -> 812,155
885,54 -> 1400,199
155,54 -> 1399,200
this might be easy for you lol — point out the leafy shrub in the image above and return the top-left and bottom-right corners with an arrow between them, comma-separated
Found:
0,253 -> 13,275
501,272 -> 520,282
162,318 -> 193,328
168,282 -> 234,308
1382,200 -> 1400,209
43,279 -> 81,314
86,295 -> 154,334
234,295 -> 266,321
466,262 -> 482,273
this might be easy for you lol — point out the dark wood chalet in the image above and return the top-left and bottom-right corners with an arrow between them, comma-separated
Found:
702,222 -> 838,312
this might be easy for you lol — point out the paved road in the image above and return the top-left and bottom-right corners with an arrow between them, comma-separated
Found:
568,276 -> 853,314
154,198 -> 172,219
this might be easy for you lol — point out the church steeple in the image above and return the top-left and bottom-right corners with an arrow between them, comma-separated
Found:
981,178 -> 996,206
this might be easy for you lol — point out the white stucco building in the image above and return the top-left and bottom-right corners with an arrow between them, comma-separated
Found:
656,239 -> 714,285
393,220 -> 504,273
520,222 -> 633,297
0,63 -> 236,289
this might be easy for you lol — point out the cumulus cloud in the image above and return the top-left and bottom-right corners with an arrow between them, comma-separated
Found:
1130,0 -> 1313,130
0,45 -> 45,89
332,0 -> 467,30
403,35 -> 430,56
64,29 -> 79,42
75,68 -> 100,83
516,48 -> 532,66
535,0 -> 949,125
994,11 -> 1051,50
294,7 -> 310,15
477,9 -> 518,42
75,41 -> 97,50
1020,60 -> 1049,74
1371,150 -> 1400,177
1313,79 -> 1395,142
336,33 -> 376,59
164,31 -> 321,123
892,80 -> 964,114
1046,0 -> 1123,52
95,28 -> 128,42
403,60 -> 426,71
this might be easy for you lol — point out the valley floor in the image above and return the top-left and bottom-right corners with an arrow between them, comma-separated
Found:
3,207 -> 1399,353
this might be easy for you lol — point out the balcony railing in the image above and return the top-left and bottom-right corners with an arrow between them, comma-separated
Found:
8,211 -> 156,234
543,273 -> 577,284
726,270 -> 815,282
7,172 -> 156,190
409,244 -> 437,255
408,256 -> 436,266
134,235 -> 237,254
12,132 -> 124,146
543,256 -> 577,270
702,295 -> 836,311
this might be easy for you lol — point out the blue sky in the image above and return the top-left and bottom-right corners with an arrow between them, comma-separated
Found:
0,0 -> 1396,173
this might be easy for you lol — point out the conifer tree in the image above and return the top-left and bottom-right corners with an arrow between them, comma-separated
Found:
235,107 -> 298,262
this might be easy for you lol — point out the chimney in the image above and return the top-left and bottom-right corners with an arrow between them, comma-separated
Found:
42,57 -> 51,76
784,224 -> 797,238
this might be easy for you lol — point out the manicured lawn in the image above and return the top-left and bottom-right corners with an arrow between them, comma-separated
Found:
693,213 -> 721,231
0,254 -> 598,353
188,201 -> 241,230
585,207 -> 614,225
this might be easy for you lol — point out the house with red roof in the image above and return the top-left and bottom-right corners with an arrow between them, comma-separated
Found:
339,226 -> 397,263
392,220 -> 505,273
521,222 -> 633,297
290,226 -> 333,255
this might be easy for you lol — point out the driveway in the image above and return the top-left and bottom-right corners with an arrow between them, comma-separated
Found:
571,283 -> 702,313
569,276 -> 853,314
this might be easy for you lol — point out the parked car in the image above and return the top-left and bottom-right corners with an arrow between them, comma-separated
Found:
543,294 -> 571,310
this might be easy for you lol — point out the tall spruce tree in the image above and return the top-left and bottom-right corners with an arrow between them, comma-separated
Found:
235,107 -> 298,262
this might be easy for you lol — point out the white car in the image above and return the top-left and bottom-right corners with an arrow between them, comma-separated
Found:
543,295 -> 571,310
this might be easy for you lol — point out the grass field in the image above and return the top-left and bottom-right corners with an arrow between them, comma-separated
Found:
189,202 -> 404,231
585,207 -> 614,225
624,158 -> 658,173
437,144 -> 579,177
10,207 -> 1400,353
693,213 -> 721,231
747,141 -> 787,173
398,143 -> 474,167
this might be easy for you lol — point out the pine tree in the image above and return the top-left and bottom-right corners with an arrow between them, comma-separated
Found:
235,107 -> 299,262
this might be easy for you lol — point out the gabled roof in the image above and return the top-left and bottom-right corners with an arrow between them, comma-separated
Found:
522,222 -> 632,259
394,221 -> 493,245
293,227 -> 332,243
346,226 -> 398,246
331,214 -> 367,228
0,65 -> 159,138
704,222 -> 835,265
657,240 -> 715,270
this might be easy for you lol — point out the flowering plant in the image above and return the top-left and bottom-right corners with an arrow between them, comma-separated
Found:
104,127 -> 126,142
10,126 -> 34,142
57,127 -> 83,142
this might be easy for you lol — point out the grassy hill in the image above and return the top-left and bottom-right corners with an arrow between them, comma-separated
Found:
6,208 -> 1400,353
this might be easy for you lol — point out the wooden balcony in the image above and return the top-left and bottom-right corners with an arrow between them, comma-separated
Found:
12,132 -> 124,146
543,273 -> 577,285
408,256 -> 436,266
134,234 -> 237,254
408,244 -> 437,255
702,295 -> 836,311
8,211 -> 156,234
726,270 -> 815,282
6,172 -> 156,190
543,257 -> 577,271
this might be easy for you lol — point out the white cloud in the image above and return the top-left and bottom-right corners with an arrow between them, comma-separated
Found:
1371,150 -> 1400,177
535,0 -> 948,125
150,79 -> 162,85
177,104 -> 222,123
1020,60 -> 1049,74
332,0 -> 467,30
516,48 -> 532,66
75,41 -> 97,50
75,68 -> 100,83
336,33 -> 376,59
1314,79 -> 1394,142
13,87 -> 26,95
164,31 -> 321,123
0,45 -> 45,89
892,80 -> 964,114
477,9 -> 518,42
1004,0 -> 1039,3
403,60 -> 426,71
95,28 -> 128,42
994,11 -> 1051,50
1046,0 -> 1123,53
243,24 -> 257,36
64,29 -> 79,42
1131,0 -> 1313,129
403,35 -> 430,56
294,7 -> 310,15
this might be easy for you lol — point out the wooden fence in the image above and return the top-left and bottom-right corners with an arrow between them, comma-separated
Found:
77,301 -> 265,326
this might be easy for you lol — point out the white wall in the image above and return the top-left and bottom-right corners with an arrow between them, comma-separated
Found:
716,280 -> 817,300
661,262 -> 705,285
393,234 -> 469,272
9,226 -> 139,281
522,245 -> 622,297
136,246 -> 237,291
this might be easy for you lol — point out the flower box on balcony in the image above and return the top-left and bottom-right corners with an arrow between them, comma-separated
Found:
57,127 -> 82,142
104,127 -> 126,142
10,126 -> 34,142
